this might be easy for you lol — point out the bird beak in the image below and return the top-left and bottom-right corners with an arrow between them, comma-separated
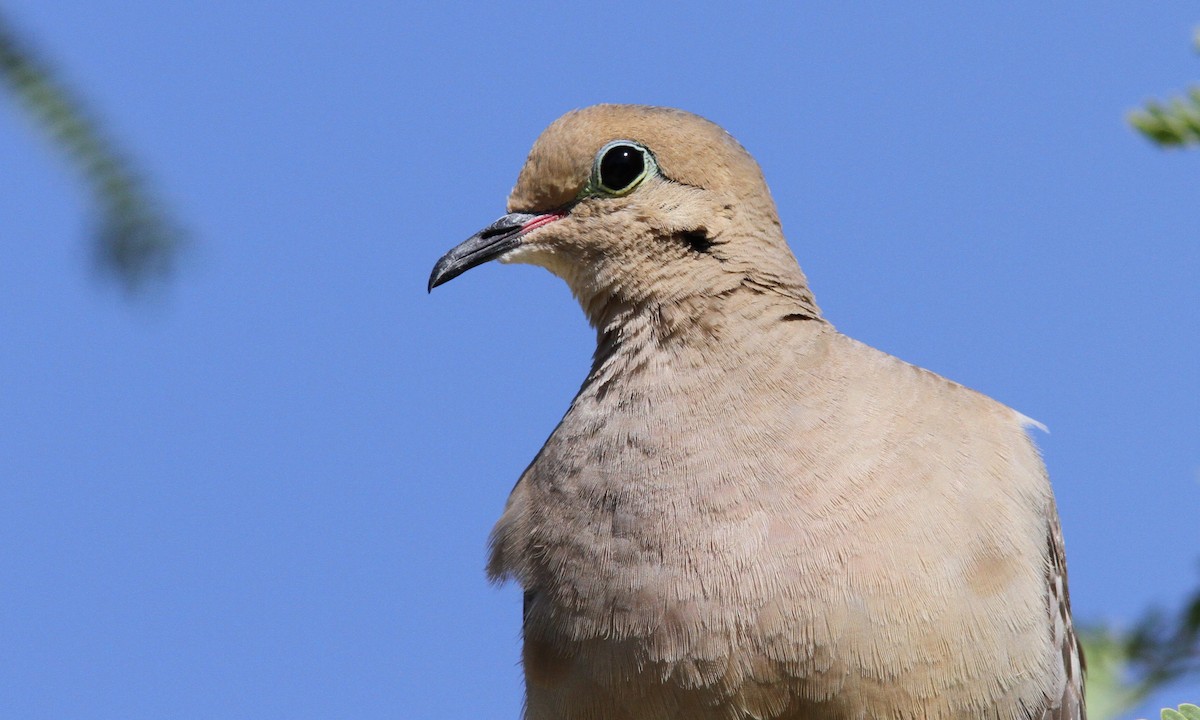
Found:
428,212 -> 563,291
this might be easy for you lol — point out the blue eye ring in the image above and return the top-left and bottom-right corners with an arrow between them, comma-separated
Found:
589,140 -> 657,196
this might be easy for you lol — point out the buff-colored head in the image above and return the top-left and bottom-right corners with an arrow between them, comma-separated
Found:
429,105 -> 820,326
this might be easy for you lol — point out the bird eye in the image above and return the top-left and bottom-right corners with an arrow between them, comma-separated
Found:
594,141 -> 652,196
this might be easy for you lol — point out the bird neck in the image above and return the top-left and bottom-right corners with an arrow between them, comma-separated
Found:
584,282 -> 827,374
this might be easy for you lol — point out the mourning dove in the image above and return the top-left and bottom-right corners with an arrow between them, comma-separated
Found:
429,105 -> 1084,720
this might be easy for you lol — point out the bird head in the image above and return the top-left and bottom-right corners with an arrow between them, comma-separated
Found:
429,105 -> 820,328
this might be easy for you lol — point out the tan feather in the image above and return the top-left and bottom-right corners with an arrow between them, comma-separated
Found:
435,104 -> 1085,719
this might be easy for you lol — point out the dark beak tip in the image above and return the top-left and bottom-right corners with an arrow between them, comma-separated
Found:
426,212 -> 541,295
427,255 -> 461,293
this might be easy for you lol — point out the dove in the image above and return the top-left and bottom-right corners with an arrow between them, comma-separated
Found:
429,104 -> 1084,720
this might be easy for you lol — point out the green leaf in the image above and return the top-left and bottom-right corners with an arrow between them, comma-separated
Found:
1163,705 -> 1200,720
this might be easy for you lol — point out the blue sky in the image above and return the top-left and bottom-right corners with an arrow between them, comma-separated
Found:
1,2 -> 1197,718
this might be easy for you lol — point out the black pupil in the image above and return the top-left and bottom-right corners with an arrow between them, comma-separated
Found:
599,145 -> 645,191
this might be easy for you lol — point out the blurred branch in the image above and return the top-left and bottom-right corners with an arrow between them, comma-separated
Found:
1082,570 -> 1200,720
1128,28 -> 1200,148
1081,628 -> 1146,720
1125,577 -> 1200,698
0,8 -> 184,293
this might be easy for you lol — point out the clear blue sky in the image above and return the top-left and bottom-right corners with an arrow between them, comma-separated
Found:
1,3 -> 1197,718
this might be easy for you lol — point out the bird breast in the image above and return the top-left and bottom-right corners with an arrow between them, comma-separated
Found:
490,328 -> 1061,717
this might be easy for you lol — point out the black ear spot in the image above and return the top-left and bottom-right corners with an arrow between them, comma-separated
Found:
780,312 -> 816,322
679,229 -> 715,255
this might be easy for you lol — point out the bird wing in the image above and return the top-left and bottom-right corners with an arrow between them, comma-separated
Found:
1041,510 -> 1087,720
